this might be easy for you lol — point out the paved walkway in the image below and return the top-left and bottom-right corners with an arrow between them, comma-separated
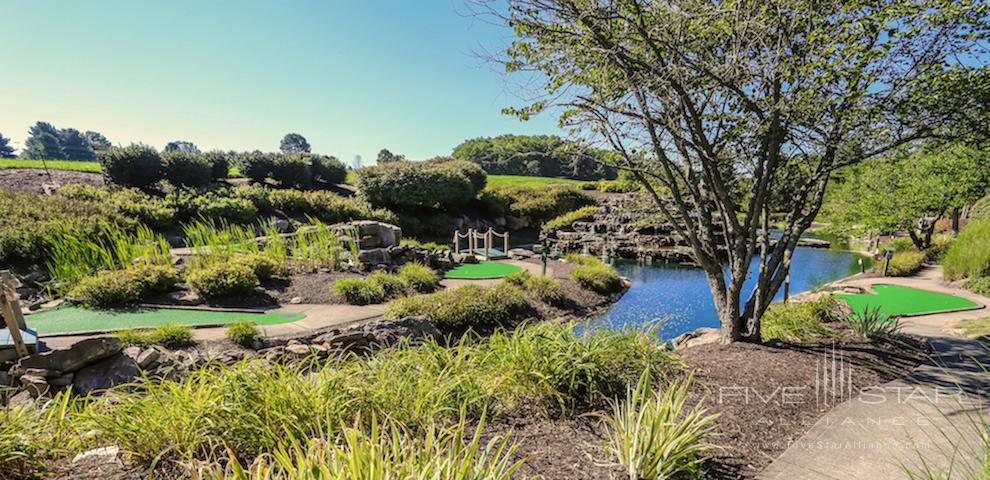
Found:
759,266 -> 990,479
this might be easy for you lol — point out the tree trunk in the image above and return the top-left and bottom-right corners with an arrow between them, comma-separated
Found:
951,207 -> 960,234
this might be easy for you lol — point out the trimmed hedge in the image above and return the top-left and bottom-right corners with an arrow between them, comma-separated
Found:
99,145 -> 164,188
356,158 -> 487,209
271,155 -> 312,189
203,151 -> 231,180
187,262 -> 259,297
67,264 -> 179,307
163,151 -> 212,188
384,283 -> 532,332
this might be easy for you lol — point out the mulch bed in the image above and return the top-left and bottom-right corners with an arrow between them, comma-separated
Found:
0,168 -> 103,193
262,271 -> 361,304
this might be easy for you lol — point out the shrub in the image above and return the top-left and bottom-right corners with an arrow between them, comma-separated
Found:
333,277 -> 386,305
236,185 -> 398,225
225,320 -> 261,346
543,205 -> 598,230
501,270 -> 567,306
356,159 -> 486,209
190,195 -> 258,224
965,277 -> 990,297
57,185 -> 176,228
232,254 -> 279,281
99,145 -> 164,188
848,306 -> 901,339
237,151 -> 275,183
67,264 -> 179,307
397,263 -> 440,293
385,283 -> 531,332
761,296 -> 840,342
570,256 -> 623,294
875,249 -> 925,277
186,262 -> 259,297
162,151 -> 212,188
971,194 -> 990,221
271,154 -> 313,189
480,184 -> 594,224
501,269 -> 532,287
202,151 -> 230,180
925,232 -> 954,261
943,219 -> 990,280
309,154 -> 347,184
368,272 -> 411,299
116,323 -> 193,348
600,371 -> 717,479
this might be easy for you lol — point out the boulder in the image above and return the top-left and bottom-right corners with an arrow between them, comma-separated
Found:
12,337 -> 122,377
670,327 -> 722,350
19,374 -> 48,397
72,354 -> 139,395
167,290 -> 204,306
507,248 -> 535,259
338,221 -> 403,249
358,248 -> 391,266
357,316 -> 441,347
136,348 -> 160,369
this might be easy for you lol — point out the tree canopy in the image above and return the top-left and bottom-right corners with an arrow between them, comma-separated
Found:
164,141 -> 200,153
452,134 -> 617,180
83,131 -> 112,151
0,133 -> 15,159
279,133 -> 311,153
491,0 -> 990,341
377,148 -> 405,164
59,128 -> 97,161
21,121 -> 64,160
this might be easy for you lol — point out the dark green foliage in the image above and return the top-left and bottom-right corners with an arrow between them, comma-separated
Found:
236,185 -> 396,224
452,134 -> 617,180
0,133 -> 16,158
57,184 -> 176,228
270,155 -> 312,188
964,277 -> 990,297
165,189 -> 258,224
187,262 -> 259,297
22,121 -> 64,159
279,133 -> 310,153
58,128 -> 96,161
356,158 -> 487,209
333,277 -> 386,305
481,184 -> 594,224
83,131 -> 112,151
377,148 -> 405,164
163,151 -> 212,188
237,151 -> 275,183
225,320 -> 260,346
67,264 -> 179,307
385,283 -> 532,332
99,145 -> 164,188
164,141 -> 200,153
309,154 -> 347,184
202,151 -> 230,180
117,324 -> 193,348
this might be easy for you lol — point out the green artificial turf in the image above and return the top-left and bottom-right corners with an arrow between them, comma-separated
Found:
837,284 -> 979,318
24,306 -> 304,336
444,261 -> 524,279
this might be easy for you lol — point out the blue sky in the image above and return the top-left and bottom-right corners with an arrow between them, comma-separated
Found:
0,0 -> 559,162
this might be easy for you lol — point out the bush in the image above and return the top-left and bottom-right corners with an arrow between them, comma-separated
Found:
116,323 -> 193,348
57,185 -> 176,229
309,154 -> 347,184
225,320 -> 261,346
543,205 -> 598,230
480,184 -> 594,224
99,145 -> 164,188
397,263 -> 440,293
964,277 -> 990,297
943,219 -> 990,280
848,306 -> 901,339
356,158 -> 486,209
333,277 -> 386,305
237,151 -> 275,183
875,249 -> 925,277
67,264 -> 179,307
501,270 -> 567,306
235,185 -> 398,225
187,262 -> 259,297
162,151 -> 212,188
203,151 -> 230,180
761,296 -> 840,342
368,272 -> 411,299
925,232 -> 954,261
971,194 -> 990,221
569,256 -> 623,294
385,283 -> 531,332
271,155 -> 313,189
232,254 -> 280,281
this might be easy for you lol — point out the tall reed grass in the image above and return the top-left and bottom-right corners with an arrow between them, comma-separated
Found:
46,223 -> 171,292
943,219 -> 990,280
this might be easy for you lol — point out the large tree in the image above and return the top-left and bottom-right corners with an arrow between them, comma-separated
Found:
492,0 -> 989,341
376,148 -> 406,164
0,133 -> 15,158
83,131 -> 112,151
164,140 -> 200,153
21,121 -> 64,159
823,145 -> 990,248
280,133 -> 311,153
59,128 -> 96,161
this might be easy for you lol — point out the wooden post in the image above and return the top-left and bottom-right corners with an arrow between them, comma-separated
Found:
486,230 -> 492,260
503,231 -> 509,255
1,291 -> 29,359
453,231 -> 459,254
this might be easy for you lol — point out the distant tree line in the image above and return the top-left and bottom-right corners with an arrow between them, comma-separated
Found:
451,134 -> 617,180
2,121 -> 113,161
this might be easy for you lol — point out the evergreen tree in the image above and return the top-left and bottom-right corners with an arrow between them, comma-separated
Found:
59,128 -> 96,161
0,133 -> 15,159
83,131 -> 112,151
164,140 -> 200,153
21,122 -> 64,159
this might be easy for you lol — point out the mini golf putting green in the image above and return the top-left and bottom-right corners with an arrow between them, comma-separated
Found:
24,306 -> 305,336
444,261 -> 524,279
837,284 -> 979,318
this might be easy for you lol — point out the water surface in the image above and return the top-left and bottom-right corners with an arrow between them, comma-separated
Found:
587,247 -> 864,340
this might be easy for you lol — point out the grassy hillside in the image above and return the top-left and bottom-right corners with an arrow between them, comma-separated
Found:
0,159 -> 101,172
486,175 -> 592,188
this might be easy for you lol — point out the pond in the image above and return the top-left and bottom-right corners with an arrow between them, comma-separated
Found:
585,246 -> 867,340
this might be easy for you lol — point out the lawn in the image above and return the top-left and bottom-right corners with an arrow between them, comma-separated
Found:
837,284 -> 980,318
24,306 -> 304,336
445,261 -> 524,279
487,175 -> 592,188
0,159 -> 101,172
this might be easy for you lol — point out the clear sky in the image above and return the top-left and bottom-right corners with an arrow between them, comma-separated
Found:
0,0 -> 559,162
